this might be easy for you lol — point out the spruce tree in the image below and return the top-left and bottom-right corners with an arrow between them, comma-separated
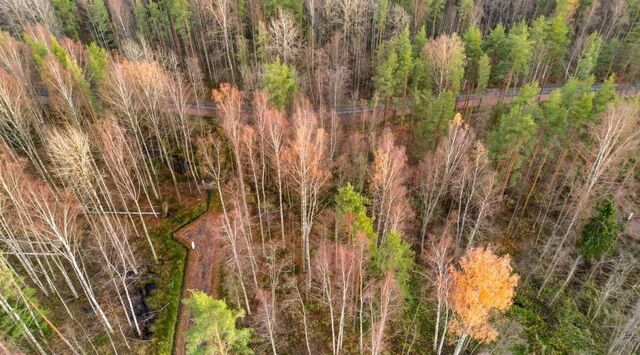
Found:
579,199 -> 619,261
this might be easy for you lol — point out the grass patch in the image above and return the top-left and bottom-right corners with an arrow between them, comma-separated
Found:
507,286 -> 603,354
144,202 -> 207,355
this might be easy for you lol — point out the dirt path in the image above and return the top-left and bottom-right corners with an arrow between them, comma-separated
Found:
172,211 -> 224,355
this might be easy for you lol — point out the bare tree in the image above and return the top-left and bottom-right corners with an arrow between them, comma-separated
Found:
418,114 -> 474,251
371,129 -> 411,240
590,253 -> 635,321
367,273 -> 400,355
539,103 -> 640,287
95,118 -> 157,260
451,142 -> 499,249
0,0 -> 60,35
254,242 -> 287,354
422,232 -> 453,354
312,240 -> 357,354
283,108 -> 329,284
263,106 -> 288,244
267,10 -> 300,64
608,296 -> 640,354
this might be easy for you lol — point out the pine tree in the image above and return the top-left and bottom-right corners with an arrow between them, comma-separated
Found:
335,184 -> 377,248
184,291 -> 253,354
413,90 -> 456,152
476,54 -> 491,93
263,59 -> 297,110
374,28 -> 415,109
427,0 -> 444,35
88,0 -> 115,48
86,42 -> 109,90
560,76 -> 595,132
0,256 -> 47,353
575,32 -> 602,80
487,83 -> 539,186
545,0 -> 575,78
539,89 -> 568,147
463,25 -> 484,85
592,74 -> 618,115
374,230 -> 414,299
506,21 -> 533,86
484,23 -> 509,84
51,0 -> 80,39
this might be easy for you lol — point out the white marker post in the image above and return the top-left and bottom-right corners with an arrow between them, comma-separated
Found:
191,241 -> 196,250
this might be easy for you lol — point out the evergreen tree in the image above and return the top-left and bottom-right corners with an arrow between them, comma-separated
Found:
560,77 -> 595,131
375,47 -> 399,105
374,28 -> 415,107
413,90 -> 456,152
396,28 -> 415,100
427,0 -> 444,34
374,0 -> 389,47
263,60 -> 297,110
458,0 -> 475,33
184,291 -> 253,355
263,0 -> 303,23
592,74 -> 618,115
488,84 -> 539,186
49,36 -> 92,99
414,25 -> 427,54
476,54 -> 491,93
463,25 -> 484,86
374,230 -> 414,298
87,42 -> 109,90
620,20 -> 640,82
165,0 -> 191,37
51,0 -> 80,39
595,39 -> 621,79
545,0 -> 574,78
576,33 -> 602,80
88,0 -> 115,48
335,184 -> 377,251
579,199 -> 619,261
506,21 -> 533,83
539,89 -> 569,147
484,23 -> 509,84
576,32 -> 602,80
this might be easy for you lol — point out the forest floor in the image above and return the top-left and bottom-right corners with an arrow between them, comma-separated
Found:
172,210 -> 224,355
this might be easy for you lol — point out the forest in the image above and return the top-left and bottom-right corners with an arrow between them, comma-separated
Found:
0,0 -> 639,353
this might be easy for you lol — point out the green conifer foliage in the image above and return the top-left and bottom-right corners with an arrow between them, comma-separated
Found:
184,291 -> 253,355
579,199 -> 619,261
263,60 -> 297,110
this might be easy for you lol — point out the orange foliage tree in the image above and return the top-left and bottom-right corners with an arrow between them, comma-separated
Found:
448,246 -> 519,354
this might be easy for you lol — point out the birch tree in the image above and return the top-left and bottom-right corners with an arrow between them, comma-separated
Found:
539,103 -> 639,287
283,108 -> 329,283
371,129 -> 411,240
418,114 -> 474,251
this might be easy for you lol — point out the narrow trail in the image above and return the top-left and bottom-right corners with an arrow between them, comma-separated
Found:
172,210 -> 224,355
